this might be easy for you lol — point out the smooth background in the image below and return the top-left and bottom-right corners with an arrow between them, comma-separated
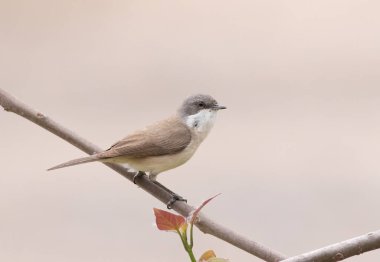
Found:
1,0 -> 380,261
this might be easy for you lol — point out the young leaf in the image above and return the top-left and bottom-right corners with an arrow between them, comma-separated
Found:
206,258 -> 229,262
198,250 -> 229,262
198,250 -> 216,261
190,194 -> 221,225
153,208 -> 186,232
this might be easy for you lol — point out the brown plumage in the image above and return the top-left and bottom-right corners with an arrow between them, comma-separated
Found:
48,94 -> 226,179
48,116 -> 191,171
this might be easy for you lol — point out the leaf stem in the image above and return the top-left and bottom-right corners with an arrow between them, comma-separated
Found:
176,229 -> 196,262
190,221 -> 194,248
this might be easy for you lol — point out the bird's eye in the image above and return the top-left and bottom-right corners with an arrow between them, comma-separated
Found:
198,102 -> 205,108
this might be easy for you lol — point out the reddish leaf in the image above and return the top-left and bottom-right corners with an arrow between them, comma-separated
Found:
153,208 -> 186,232
190,194 -> 221,225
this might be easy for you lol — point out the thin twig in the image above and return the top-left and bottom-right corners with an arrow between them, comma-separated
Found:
281,230 -> 380,262
0,88 -> 286,262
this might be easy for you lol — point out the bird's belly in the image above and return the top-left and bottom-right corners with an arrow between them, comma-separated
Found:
129,149 -> 195,174
118,142 -> 199,175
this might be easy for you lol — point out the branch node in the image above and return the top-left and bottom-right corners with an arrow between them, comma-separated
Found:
37,112 -> 46,119
332,252 -> 344,261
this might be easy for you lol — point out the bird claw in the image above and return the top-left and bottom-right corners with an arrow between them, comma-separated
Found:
133,174 -> 186,209
133,171 -> 145,184
167,194 -> 187,209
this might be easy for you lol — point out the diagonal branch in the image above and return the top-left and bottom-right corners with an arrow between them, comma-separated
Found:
282,230 -> 380,262
4,88 -> 379,262
0,88 -> 286,262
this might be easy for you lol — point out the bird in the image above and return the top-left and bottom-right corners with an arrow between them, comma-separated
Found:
48,94 -> 226,208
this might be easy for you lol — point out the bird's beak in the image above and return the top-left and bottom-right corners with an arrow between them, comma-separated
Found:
213,105 -> 227,110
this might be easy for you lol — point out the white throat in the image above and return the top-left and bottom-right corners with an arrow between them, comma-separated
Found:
185,109 -> 217,142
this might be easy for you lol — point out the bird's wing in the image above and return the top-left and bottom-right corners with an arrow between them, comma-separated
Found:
98,117 -> 192,159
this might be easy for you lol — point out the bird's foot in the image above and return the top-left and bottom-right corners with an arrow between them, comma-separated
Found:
133,171 -> 146,184
148,180 -> 187,209
167,193 -> 187,209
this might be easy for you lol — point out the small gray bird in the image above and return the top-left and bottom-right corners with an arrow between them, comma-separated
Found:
49,94 -> 226,207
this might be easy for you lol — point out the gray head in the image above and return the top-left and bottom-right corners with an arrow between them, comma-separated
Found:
178,94 -> 226,118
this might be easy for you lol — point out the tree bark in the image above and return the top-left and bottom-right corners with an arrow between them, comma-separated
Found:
282,230 -> 380,262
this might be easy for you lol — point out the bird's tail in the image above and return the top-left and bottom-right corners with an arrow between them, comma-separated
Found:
47,155 -> 101,171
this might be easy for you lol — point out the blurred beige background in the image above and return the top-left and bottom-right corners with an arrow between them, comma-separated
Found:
1,0 -> 380,261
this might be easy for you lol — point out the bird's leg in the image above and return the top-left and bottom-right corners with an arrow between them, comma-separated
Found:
151,180 -> 176,195
133,171 -> 186,208
133,171 -> 146,184
151,180 -> 187,209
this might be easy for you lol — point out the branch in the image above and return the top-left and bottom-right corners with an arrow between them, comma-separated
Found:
0,88 -> 286,262
282,230 -> 380,262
